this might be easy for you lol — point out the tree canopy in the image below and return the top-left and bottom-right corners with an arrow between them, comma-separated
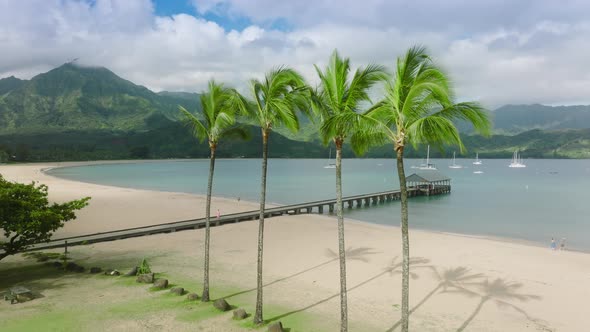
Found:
0,175 -> 90,260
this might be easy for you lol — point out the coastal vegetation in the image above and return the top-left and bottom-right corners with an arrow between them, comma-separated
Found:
246,67 -> 309,324
364,46 -> 491,331
312,50 -> 387,331
3,63 -> 590,162
179,80 -> 250,302
0,175 -> 90,261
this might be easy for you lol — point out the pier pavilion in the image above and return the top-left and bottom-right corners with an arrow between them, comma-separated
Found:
405,171 -> 451,196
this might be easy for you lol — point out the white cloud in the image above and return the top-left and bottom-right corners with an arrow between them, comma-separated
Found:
1,0 -> 590,107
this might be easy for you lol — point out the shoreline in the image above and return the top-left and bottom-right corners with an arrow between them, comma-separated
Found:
39,159 -> 587,255
2,160 -> 590,331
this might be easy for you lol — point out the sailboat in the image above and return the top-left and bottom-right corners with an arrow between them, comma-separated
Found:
448,152 -> 463,169
509,150 -> 526,168
323,148 -> 336,169
473,153 -> 482,165
418,145 -> 437,170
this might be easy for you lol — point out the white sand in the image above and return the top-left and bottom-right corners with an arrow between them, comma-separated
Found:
1,161 -> 589,331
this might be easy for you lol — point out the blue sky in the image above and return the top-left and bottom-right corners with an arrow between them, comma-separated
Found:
152,0 -> 291,31
1,0 -> 590,107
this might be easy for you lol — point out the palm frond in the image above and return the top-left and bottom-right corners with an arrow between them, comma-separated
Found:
220,126 -> 252,141
407,115 -> 464,152
179,105 -> 209,143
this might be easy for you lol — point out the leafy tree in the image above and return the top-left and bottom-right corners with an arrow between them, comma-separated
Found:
179,80 -> 249,302
313,50 -> 387,331
366,46 -> 490,332
0,175 -> 90,261
248,67 -> 309,324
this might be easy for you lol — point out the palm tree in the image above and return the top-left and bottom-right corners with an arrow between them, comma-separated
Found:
366,46 -> 491,332
313,50 -> 387,331
249,67 -> 309,325
179,80 -> 249,302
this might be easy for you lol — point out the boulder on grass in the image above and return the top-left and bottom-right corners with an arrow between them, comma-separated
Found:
153,278 -> 168,289
125,266 -> 138,277
213,298 -> 230,312
267,321 -> 284,332
187,293 -> 199,301
233,308 -> 248,320
89,267 -> 102,274
109,270 -> 120,276
65,262 -> 85,273
136,273 -> 155,283
170,287 -> 184,295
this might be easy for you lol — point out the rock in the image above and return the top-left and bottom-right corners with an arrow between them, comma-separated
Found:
136,273 -> 155,283
125,266 -> 138,277
267,321 -> 284,332
170,287 -> 184,295
153,278 -> 168,289
213,298 -> 230,312
103,269 -> 113,275
109,270 -> 120,276
232,308 -> 248,320
186,293 -> 200,301
89,267 -> 102,274
16,293 -> 33,303
65,262 -> 85,273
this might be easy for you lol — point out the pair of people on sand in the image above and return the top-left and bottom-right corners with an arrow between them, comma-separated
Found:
550,237 -> 566,251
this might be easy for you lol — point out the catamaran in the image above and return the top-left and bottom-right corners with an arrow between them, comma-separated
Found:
449,152 -> 463,169
324,148 -> 336,169
473,152 -> 482,165
419,145 -> 437,170
509,150 -> 526,168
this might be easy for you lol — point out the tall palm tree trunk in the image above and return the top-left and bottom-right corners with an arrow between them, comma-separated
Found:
335,138 -> 348,332
202,144 -> 216,302
395,146 -> 410,332
254,129 -> 269,325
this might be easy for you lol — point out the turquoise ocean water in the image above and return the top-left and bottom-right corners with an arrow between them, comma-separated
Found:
48,159 -> 590,251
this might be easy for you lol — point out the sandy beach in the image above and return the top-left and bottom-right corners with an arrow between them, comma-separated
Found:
1,161 -> 589,331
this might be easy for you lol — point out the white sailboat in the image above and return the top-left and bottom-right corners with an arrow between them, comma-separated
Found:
324,148 -> 336,169
418,145 -> 437,170
448,152 -> 463,169
473,153 -> 482,165
509,150 -> 526,168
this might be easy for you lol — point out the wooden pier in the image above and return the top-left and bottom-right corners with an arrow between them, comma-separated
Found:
22,172 -> 451,252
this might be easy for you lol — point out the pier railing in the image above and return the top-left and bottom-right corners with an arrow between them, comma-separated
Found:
22,186 -> 450,251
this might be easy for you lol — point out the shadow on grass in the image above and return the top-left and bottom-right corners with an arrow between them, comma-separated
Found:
265,256 -> 430,324
215,246 -> 379,301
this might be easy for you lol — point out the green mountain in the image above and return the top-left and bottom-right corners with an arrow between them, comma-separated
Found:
491,104 -> 590,134
0,76 -> 26,95
2,63 -> 590,162
0,63 -> 199,134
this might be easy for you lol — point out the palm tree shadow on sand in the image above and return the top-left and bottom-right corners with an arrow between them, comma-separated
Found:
455,278 -> 549,332
215,247 -> 380,301
265,256 -> 431,324
387,266 -> 484,332
387,269 -> 551,332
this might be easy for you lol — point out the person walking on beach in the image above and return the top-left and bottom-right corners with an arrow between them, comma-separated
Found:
550,238 -> 556,250
559,238 -> 566,251
216,209 -> 220,219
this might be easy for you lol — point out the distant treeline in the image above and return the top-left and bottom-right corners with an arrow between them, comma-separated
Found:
2,125 -> 590,162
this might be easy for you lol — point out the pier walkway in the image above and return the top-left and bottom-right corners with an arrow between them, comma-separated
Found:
25,184 -> 450,252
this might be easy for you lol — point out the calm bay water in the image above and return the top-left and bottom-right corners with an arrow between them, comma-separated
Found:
48,158 -> 590,251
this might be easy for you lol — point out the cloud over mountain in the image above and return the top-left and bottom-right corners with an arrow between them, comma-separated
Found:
1,0 -> 590,107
